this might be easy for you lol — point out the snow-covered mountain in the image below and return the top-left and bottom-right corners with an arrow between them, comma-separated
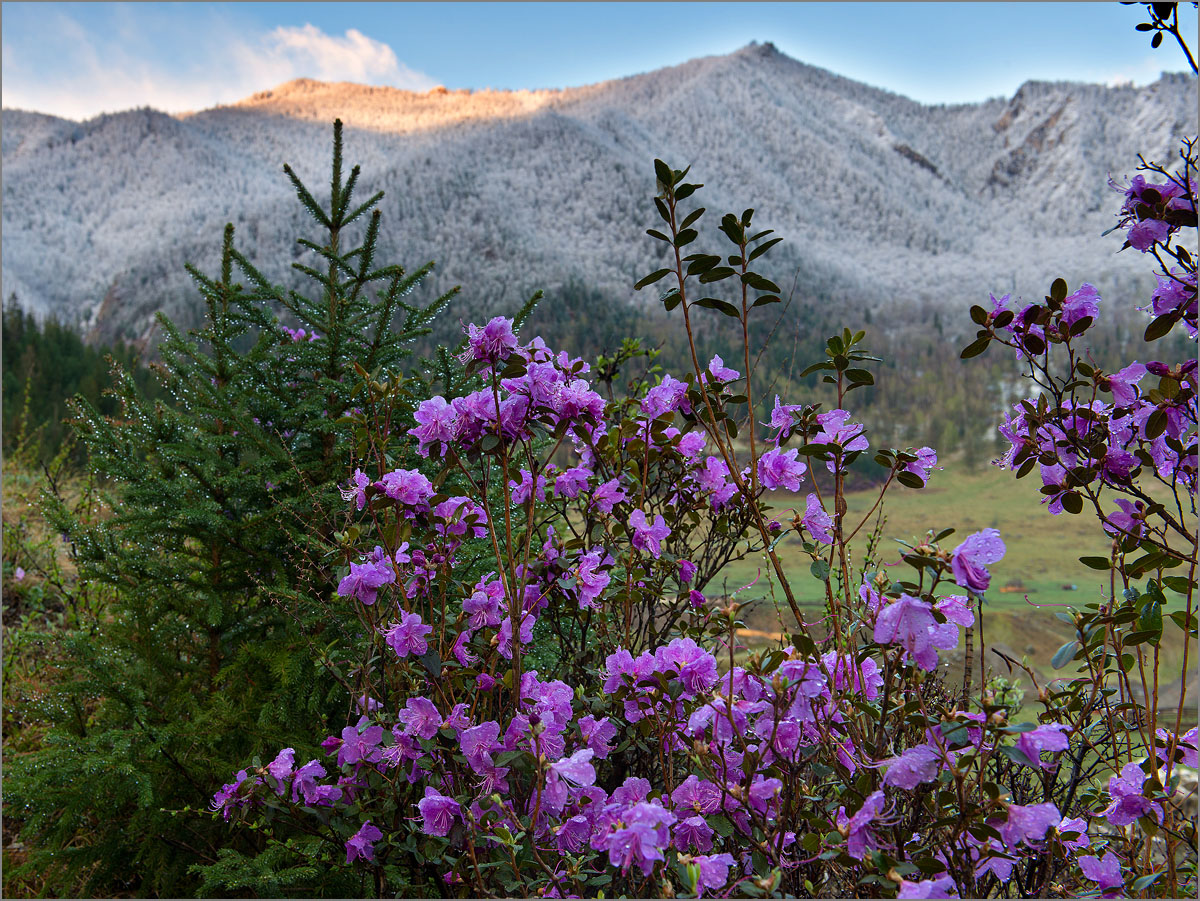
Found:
2,42 -> 1196,345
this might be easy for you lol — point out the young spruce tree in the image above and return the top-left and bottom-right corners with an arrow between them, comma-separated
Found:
6,121 -> 462,897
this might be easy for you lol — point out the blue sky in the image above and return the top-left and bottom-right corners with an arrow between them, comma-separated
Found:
3,2 -> 1196,120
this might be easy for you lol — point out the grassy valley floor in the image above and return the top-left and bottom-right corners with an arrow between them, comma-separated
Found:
715,459 -> 1196,724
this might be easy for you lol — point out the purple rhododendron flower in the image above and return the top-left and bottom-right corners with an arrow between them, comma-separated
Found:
671,774 -> 721,815
409,395 -> 457,457
677,431 -> 706,460
1056,816 -> 1090,850
902,446 -> 938,485
950,528 -> 1006,592
382,611 -> 433,658
345,820 -> 383,864
1078,851 -> 1123,898
461,721 -> 502,771
611,776 -> 652,806
768,395 -> 805,440
1101,761 -> 1163,826
464,575 -> 505,628
678,558 -> 698,583
1128,216 -> 1171,251
881,744 -> 941,790
1014,723 -> 1070,769
836,790 -> 886,859
379,468 -> 434,507
999,802 -> 1060,848
692,852 -> 735,895
465,316 -> 518,362
629,509 -> 671,558
673,815 -> 714,852
874,594 -> 958,671
543,749 -> 596,815
508,468 -> 547,506
291,759 -> 327,804
1156,726 -> 1200,768
433,496 -> 489,538
398,697 -> 442,740
814,409 -> 870,471
579,715 -> 618,759
417,786 -> 461,837
554,465 -> 592,499
642,374 -> 690,419
897,875 -> 958,898
210,768 -> 261,821
337,725 -> 385,768
340,469 -> 372,509
574,549 -> 611,609
602,799 -> 677,875
497,610 -> 535,659
1103,498 -> 1147,539
801,493 -> 834,543
1107,361 -> 1148,407
591,478 -> 628,514
266,747 -> 295,793
654,637 -> 719,695
337,558 -> 395,605
934,595 -> 974,628
758,447 -> 808,491
822,650 -> 884,700
1062,283 -> 1101,326
706,355 -> 740,384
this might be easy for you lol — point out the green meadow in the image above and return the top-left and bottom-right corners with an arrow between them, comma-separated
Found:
714,458 -> 1195,720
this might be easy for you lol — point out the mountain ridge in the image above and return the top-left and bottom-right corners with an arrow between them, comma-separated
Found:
2,43 -> 1195,347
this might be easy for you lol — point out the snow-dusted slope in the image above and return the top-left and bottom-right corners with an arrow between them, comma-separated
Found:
2,42 -> 1195,344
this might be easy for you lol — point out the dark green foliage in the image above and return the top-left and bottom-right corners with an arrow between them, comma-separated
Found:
1,298 -> 165,463
4,121 -> 459,897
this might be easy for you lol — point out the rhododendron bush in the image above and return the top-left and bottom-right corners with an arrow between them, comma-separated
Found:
202,132 -> 1197,899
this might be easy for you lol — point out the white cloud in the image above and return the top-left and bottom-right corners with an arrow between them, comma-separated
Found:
1,16 -> 436,121
1098,54 -> 1175,88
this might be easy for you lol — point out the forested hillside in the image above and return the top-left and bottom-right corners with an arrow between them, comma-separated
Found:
2,42 -> 1195,462
3,42 -> 1195,348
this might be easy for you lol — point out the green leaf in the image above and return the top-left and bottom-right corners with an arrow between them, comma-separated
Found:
1079,556 -> 1111,570
1169,610 -> 1198,635
748,237 -> 783,262
1051,641 -> 1079,670
708,814 -> 735,837
810,560 -> 831,582
960,335 -> 991,359
634,268 -> 672,290
1144,409 -> 1168,439
1049,277 -> 1068,303
1060,491 -> 1084,515
896,471 -> 926,490
1131,872 -> 1162,892
653,159 -> 673,189
1138,598 -> 1163,647
695,297 -> 740,318
1000,746 -> 1039,769
698,266 -> 736,283
752,295 -> 781,307
1144,314 -> 1176,341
